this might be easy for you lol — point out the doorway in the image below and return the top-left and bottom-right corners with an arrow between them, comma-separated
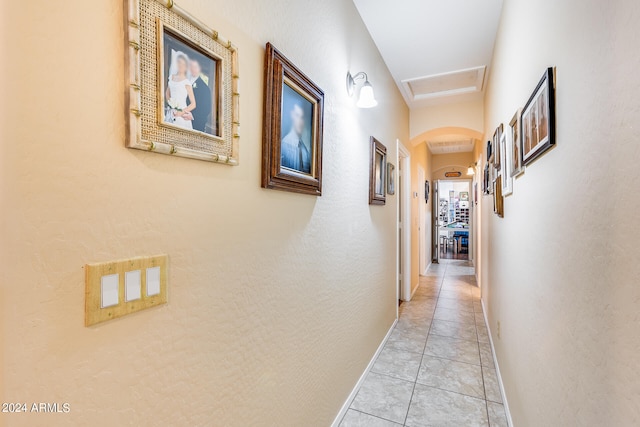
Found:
435,180 -> 472,261
398,142 -> 411,301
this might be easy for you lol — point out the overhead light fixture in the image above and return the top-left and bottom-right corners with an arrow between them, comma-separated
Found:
346,71 -> 378,108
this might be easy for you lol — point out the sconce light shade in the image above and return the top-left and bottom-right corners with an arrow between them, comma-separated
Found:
346,71 -> 378,108
467,166 -> 475,176
357,82 -> 378,108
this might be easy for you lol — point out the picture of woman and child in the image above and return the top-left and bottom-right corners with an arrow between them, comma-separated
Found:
163,31 -> 217,136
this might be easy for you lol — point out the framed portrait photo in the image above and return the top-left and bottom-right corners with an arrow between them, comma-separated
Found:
369,137 -> 387,205
521,67 -> 556,166
262,43 -> 324,196
387,163 -> 395,195
124,0 -> 240,164
509,109 -> 524,177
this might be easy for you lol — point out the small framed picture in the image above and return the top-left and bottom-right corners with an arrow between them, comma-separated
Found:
521,68 -> 555,165
492,125 -> 503,168
509,109 -> 524,177
494,176 -> 504,217
387,163 -> 395,195
425,180 -> 430,203
262,43 -> 325,196
369,137 -> 387,205
483,163 -> 489,195
500,131 -> 513,196
124,0 -> 239,164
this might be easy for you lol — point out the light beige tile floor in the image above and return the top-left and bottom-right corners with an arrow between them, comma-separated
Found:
340,260 -> 509,427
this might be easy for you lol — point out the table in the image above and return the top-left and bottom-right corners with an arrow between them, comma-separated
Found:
439,224 -> 469,253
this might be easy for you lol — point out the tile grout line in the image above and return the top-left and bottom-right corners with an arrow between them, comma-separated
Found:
404,262 -> 452,426
430,263 -> 491,426
402,262 -> 448,426
346,408 -> 404,426
477,302 -> 491,425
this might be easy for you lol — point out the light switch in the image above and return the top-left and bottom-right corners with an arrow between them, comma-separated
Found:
125,270 -> 141,302
101,274 -> 119,308
85,255 -> 168,326
146,267 -> 161,296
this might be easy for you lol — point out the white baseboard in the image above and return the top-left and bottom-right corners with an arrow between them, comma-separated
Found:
480,299 -> 514,427
421,261 -> 432,277
409,282 -> 419,300
330,318 -> 398,427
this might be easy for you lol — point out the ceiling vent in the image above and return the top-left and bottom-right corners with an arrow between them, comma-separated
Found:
402,66 -> 486,101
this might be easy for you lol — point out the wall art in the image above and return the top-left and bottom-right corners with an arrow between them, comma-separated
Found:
369,137 -> 387,205
500,131 -> 513,196
124,0 -> 239,163
509,109 -> 524,177
521,67 -> 556,166
262,43 -> 325,195
387,163 -> 395,195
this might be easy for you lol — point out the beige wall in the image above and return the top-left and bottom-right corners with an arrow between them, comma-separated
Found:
410,99 -> 484,139
0,1 -> 409,425
409,143 -> 432,293
482,0 -> 640,425
431,152 -> 475,181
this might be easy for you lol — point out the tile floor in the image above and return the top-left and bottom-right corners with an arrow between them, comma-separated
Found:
339,260 -> 509,427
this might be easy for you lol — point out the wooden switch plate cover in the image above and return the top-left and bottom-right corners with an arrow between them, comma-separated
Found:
85,255 -> 168,326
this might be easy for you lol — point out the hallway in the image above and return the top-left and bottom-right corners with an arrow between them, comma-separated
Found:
340,260 -> 507,427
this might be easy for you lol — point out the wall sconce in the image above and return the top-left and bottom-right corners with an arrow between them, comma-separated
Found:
467,163 -> 477,176
346,71 -> 378,108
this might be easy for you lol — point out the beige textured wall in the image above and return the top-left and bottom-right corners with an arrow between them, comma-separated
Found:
409,143 -> 432,293
482,0 -> 640,425
410,99 -> 484,139
0,0 -> 409,425
431,152 -> 475,181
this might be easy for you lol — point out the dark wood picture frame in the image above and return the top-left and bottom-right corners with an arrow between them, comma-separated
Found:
521,67 -> 555,166
369,137 -> 387,205
262,43 -> 324,195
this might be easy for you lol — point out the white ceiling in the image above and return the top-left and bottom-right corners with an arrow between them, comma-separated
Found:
353,0 -> 503,109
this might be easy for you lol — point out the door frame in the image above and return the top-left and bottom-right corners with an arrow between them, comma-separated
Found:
434,179 -> 474,262
432,180 -> 440,263
418,165 -> 428,275
398,141 -> 411,302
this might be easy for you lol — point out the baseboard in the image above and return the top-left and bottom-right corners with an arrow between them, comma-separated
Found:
480,299 -> 514,427
410,282 -> 419,300
421,261 -> 432,277
330,318 -> 398,427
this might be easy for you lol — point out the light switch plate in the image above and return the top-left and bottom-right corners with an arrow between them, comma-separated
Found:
125,270 -> 142,302
101,274 -> 119,308
146,267 -> 161,296
85,255 -> 168,326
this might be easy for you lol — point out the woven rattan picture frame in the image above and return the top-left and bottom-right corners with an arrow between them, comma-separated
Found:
125,0 -> 239,164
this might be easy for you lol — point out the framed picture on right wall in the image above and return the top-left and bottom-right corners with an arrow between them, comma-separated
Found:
521,67 -> 556,166
509,109 -> 524,177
